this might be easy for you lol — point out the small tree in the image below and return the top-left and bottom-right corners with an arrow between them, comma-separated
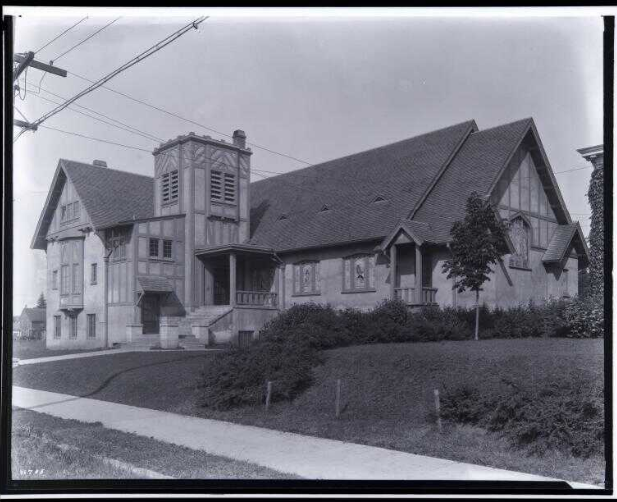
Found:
442,192 -> 509,340
36,292 -> 46,309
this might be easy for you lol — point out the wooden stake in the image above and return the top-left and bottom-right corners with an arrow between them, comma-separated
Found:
434,389 -> 442,433
335,379 -> 341,418
265,380 -> 272,411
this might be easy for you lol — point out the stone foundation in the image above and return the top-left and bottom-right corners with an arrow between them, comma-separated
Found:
160,318 -> 179,349
126,324 -> 143,342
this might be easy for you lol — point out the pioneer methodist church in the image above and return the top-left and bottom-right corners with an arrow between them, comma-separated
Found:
32,118 -> 589,349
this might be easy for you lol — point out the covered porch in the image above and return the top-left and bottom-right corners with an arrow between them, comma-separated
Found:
195,244 -> 282,309
382,220 -> 439,306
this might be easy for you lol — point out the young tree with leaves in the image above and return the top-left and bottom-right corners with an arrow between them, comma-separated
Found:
442,192 -> 509,340
36,292 -> 46,309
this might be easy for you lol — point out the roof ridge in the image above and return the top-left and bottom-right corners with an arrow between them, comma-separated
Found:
250,120 -> 476,186
471,117 -> 533,135
60,158 -> 154,180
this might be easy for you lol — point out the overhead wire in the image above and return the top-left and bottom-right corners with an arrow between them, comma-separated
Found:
48,17 -> 120,63
34,16 -> 89,54
16,16 -> 208,141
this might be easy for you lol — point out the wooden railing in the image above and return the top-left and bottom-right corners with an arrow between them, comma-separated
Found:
394,287 -> 415,304
422,287 -> 438,305
394,287 -> 438,305
236,290 -> 278,307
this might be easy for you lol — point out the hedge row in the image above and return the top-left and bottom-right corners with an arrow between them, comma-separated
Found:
200,297 -> 603,410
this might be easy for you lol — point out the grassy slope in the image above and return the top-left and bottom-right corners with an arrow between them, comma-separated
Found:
12,339 -> 605,484
11,408 -> 295,480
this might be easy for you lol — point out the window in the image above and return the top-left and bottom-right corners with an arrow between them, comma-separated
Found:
72,264 -> 80,293
111,238 -> 126,260
73,201 -> 80,219
60,205 -> 67,222
87,314 -> 96,338
238,330 -> 254,349
211,170 -> 236,203
69,315 -> 78,339
149,238 -> 159,258
163,240 -> 173,259
161,170 -> 179,204
52,270 -> 58,290
54,316 -> 61,339
293,262 -> 320,295
508,217 -> 530,269
60,265 -> 70,295
343,254 -> 376,292
90,263 -> 97,284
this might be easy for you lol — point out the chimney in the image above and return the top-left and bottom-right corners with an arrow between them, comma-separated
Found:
232,129 -> 246,149
93,160 -> 107,168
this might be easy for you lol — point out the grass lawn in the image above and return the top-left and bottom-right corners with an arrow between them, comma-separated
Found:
11,408 -> 296,479
13,338 -> 605,485
11,339 -> 109,360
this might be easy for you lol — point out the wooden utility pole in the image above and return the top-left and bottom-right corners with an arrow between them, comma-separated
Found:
13,51 -> 67,132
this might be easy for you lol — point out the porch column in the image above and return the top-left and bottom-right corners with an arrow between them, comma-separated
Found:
229,252 -> 237,307
279,264 -> 286,309
415,244 -> 423,304
204,262 -> 213,306
389,244 -> 397,300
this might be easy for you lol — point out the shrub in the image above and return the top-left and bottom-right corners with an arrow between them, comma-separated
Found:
563,296 -> 604,338
200,331 -> 322,410
440,371 -> 604,458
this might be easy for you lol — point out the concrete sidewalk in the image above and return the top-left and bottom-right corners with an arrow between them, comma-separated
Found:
11,386 -> 599,486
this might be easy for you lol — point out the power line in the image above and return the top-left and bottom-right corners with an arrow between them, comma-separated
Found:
49,17 -> 120,63
29,90 -> 164,143
17,16 -> 208,142
67,70 -> 314,166
34,17 -> 88,54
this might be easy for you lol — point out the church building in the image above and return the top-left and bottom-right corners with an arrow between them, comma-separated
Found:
31,118 -> 589,349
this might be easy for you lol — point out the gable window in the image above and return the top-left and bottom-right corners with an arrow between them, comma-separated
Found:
149,238 -> 159,258
163,240 -> 173,259
293,261 -> 320,296
90,263 -> 97,285
73,201 -> 80,219
60,205 -> 67,222
87,314 -> 96,338
211,170 -> 236,204
508,217 -> 530,269
54,315 -> 61,339
343,254 -> 376,292
52,270 -> 58,290
161,170 -> 179,204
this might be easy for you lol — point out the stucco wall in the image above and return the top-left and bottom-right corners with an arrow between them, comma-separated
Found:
280,242 -> 389,311
46,231 -> 107,349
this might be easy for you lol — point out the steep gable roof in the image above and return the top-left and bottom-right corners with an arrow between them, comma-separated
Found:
412,118 -> 533,242
21,307 -> 45,323
248,120 -> 476,252
32,160 -> 154,249
543,223 -> 589,268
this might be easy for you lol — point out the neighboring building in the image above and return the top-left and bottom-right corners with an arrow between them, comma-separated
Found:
17,307 -> 46,339
577,144 -> 604,298
32,118 -> 589,349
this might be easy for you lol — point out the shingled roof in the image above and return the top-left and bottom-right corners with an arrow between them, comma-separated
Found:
62,160 -> 154,228
21,307 -> 45,323
543,223 -> 589,267
32,160 -> 154,249
248,120 -> 476,251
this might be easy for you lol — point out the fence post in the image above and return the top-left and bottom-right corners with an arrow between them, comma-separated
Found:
265,380 -> 272,411
434,388 -> 442,433
335,379 -> 341,418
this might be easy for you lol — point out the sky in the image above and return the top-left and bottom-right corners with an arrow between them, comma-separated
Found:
10,10 -> 605,311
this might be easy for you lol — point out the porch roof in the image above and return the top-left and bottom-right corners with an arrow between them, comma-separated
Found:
195,243 -> 278,258
137,276 -> 175,293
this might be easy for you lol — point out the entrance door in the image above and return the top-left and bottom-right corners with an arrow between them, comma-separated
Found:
212,263 -> 230,305
141,295 -> 161,334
